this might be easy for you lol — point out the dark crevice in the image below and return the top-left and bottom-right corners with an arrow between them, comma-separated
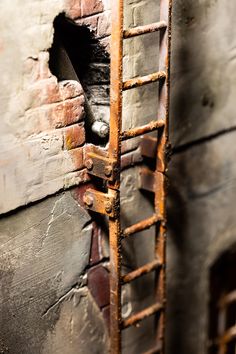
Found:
172,125 -> 236,154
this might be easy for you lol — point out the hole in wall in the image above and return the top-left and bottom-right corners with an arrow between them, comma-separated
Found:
49,13 -> 110,146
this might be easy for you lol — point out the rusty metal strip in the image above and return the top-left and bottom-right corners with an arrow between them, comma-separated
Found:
122,214 -> 162,238
154,1 -> 172,352
123,21 -> 167,39
123,71 -> 166,91
122,303 -> 163,329
108,0 -> 123,352
83,189 -> 118,217
122,120 -> 165,141
218,290 -> 236,308
121,259 -> 162,284
212,325 -> 236,347
85,151 -> 117,182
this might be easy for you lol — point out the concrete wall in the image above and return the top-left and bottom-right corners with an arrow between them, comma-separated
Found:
167,1 -> 236,353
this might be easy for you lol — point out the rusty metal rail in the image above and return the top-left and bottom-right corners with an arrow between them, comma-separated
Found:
83,0 -> 172,352
123,21 -> 167,39
122,120 -> 165,141
122,303 -> 163,329
123,71 -> 166,91
121,259 -> 162,284
122,214 -> 161,238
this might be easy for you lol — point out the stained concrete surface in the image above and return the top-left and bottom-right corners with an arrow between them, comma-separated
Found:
166,1 -> 236,353
0,192 -> 96,353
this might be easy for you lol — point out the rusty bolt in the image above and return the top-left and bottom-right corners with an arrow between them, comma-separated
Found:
104,165 -> 113,177
85,158 -> 93,170
83,194 -> 93,207
105,201 -> 113,214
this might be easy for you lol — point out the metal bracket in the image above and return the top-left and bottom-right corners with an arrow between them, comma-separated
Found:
83,189 -> 118,218
84,151 -> 117,182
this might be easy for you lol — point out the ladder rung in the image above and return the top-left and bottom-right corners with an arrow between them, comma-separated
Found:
122,303 -> 163,329
123,71 -> 166,91
123,21 -> 167,39
122,214 -> 161,238
121,259 -> 162,284
122,120 -> 165,141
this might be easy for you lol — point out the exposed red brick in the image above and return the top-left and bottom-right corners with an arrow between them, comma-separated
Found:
29,78 -> 84,112
76,11 -> 111,38
59,80 -> 83,100
29,77 -> 60,108
71,183 -> 94,206
82,0 -> 104,17
68,147 -> 84,170
63,124 -> 85,150
76,15 -> 98,33
50,96 -> 85,128
65,0 -> 82,20
87,265 -> 110,308
97,11 -> 111,38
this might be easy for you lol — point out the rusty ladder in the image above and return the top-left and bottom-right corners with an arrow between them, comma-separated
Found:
83,0 -> 172,353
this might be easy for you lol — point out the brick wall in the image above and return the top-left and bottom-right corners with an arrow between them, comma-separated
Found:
0,0 -> 112,214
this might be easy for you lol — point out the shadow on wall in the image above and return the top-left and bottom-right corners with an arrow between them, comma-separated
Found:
166,1 -> 217,354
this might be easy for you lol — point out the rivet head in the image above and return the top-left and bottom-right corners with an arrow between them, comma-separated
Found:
83,194 -> 93,207
105,201 -> 112,214
104,165 -> 113,177
85,159 -> 93,171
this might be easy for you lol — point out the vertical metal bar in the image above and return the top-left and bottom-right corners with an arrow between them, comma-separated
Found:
155,0 -> 172,352
108,0 -> 123,353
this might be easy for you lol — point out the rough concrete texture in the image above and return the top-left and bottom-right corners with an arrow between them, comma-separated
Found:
43,287 -> 109,354
167,1 -> 236,353
0,191 -> 97,353
170,0 -> 236,147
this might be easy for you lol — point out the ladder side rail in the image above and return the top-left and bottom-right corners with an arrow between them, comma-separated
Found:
155,0 -> 172,352
108,0 -> 124,353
